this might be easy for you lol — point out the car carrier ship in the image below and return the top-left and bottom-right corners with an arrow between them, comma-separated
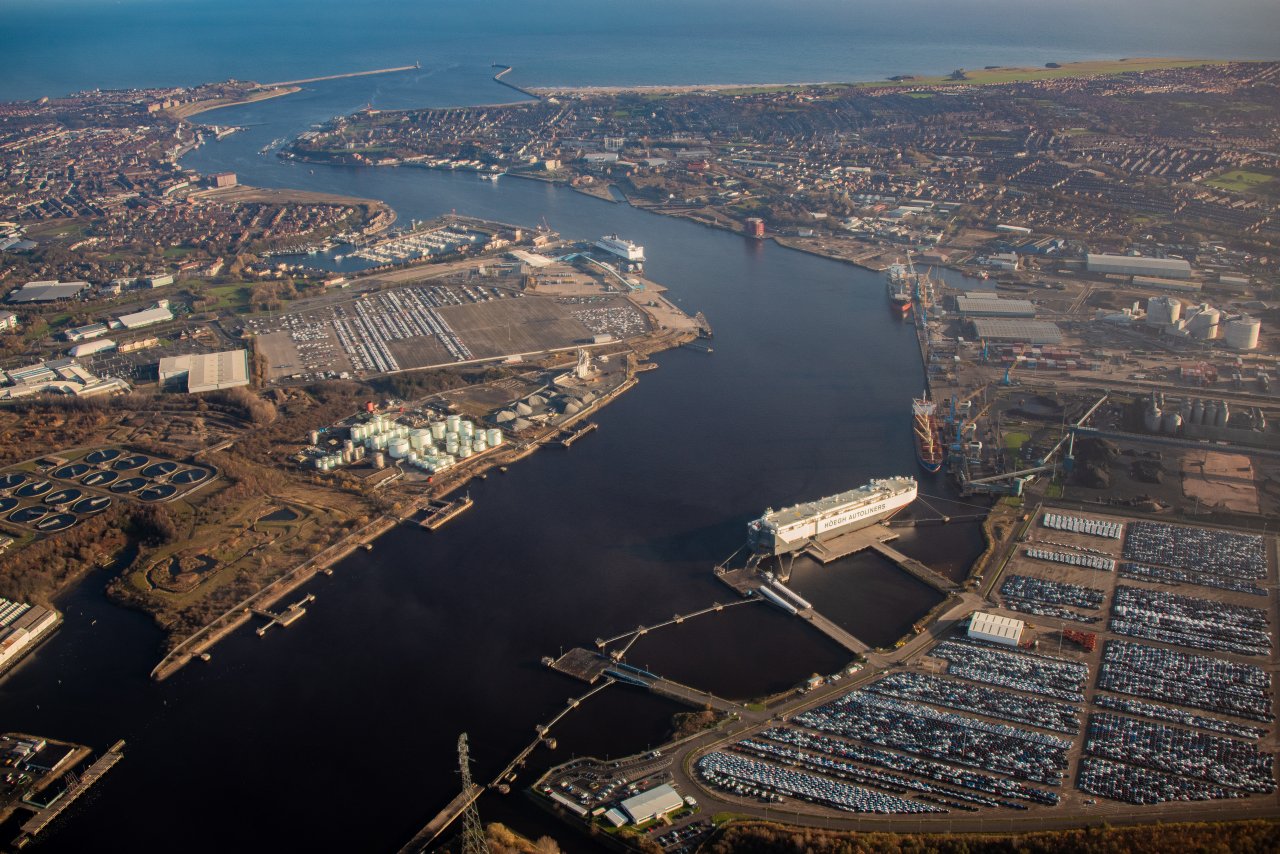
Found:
747,476 -> 918,556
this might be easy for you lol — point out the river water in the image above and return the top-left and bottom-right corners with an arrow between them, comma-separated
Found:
0,65 -> 989,851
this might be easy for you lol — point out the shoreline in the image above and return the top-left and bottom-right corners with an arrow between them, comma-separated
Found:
526,56 -> 1230,95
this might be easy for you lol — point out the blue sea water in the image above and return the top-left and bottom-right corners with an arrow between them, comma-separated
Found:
3,0 -> 1278,100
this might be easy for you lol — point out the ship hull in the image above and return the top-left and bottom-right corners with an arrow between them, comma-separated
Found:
748,479 -> 917,556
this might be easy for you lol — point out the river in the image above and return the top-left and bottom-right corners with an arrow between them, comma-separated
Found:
0,66 -> 988,852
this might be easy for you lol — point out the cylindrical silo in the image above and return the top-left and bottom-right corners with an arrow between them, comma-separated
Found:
1191,398 -> 1204,425
1216,400 -> 1229,428
1225,317 -> 1261,350
1161,411 -> 1182,434
1204,401 -> 1218,428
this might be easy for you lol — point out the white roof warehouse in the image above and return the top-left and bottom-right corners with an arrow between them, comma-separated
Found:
159,350 -> 250,393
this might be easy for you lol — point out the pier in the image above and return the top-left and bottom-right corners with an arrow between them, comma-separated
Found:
802,525 -> 960,593
252,594 -> 313,635
491,64 -> 540,100
558,422 -> 598,448
15,740 -> 124,845
419,495 -> 473,530
593,599 -> 760,659
260,63 -> 420,89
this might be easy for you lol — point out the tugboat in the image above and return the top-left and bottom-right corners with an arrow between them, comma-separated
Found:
912,393 -> 945,473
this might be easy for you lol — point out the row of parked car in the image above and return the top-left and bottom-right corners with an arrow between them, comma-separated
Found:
1092,693 -> 1266,741
1098,640 -> 1274,722
1119,561 -> 1267,597
867,671 -> 1082,734
1123,521 -> 1267,579
929,639 -> 1090,703
1110,585 -> 1272,657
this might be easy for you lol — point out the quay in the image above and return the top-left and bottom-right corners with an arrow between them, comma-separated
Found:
802,525 -> 960,594
419,494 -> 473,530
15,740 -> 125,846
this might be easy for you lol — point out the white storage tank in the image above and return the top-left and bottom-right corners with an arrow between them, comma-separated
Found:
410,429 -> 430,450
430,421 -> 447,440
1225,316 -> 1261,350
459,421 -> 474,439
459,446 -> 472,459
388,438 -> 411,459
445,414 -> 461,434
373,452 -> 385,469
472,437 -> 487,453
486,429 -> 503,446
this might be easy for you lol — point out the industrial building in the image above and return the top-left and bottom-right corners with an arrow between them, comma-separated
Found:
955,293 -> 1036,318
159,349 -> 250,394
968,318 -> 1062,345
63,322 -> 110,342
5,280 -> 89,303
1131,275 -> 1201,293
619,784 -> 685,824
1086,253 -> 1192,279
967,611 -> 1024,647
118,304 -> 174,330
0,311 -> 17,331
0,599 -> 60,673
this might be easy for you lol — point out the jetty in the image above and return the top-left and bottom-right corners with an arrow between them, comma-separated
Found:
559,422 -> 598,448
419,495 -> 473,530
260,63 -> 420,89
252,593 -> 313,636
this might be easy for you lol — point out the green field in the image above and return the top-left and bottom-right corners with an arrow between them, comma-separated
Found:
1004,431 -> 1031,450
1205,169 -> 1275,193
854,58 -> 1227,89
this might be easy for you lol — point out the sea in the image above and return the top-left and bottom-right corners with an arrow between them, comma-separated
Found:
0,2 -> 1275,850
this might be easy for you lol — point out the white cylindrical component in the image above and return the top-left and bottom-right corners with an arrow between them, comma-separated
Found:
430,421 -> 447,440
445,414 -> 461,434
388,438 -> 411,459
1225,317 -> 1260,350
373,452 -> 385,469
459,446 -> 472,459
472,437 -> 486,452
486,429 -> 503,446
1145,296 -> 1181,327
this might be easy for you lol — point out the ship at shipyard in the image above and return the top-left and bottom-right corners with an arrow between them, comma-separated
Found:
913,394 -> 945,473
885,262 -> 913,316
748,477 -> 918,556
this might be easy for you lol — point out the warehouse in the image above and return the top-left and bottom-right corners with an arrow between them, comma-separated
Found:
969,318 -> 1062,345
620,784 -> 685,824
955,293 -> 1037,318
1086,253 -> 1192,279
159,349 -> 250,393
968,611 -> 1024,647
68,339 -> 116,358
5,280 -> 89,303
118,305 -> 174,330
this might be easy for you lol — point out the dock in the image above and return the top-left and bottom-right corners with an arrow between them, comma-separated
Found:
15,740 -> 124,844
802,525 -> 959,593
419,495 -> 473,530
546,647 -> 613,684
396,783 -> 483,854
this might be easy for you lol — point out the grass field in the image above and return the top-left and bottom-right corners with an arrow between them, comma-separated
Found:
1004,431 -> 1031,451
856,58 -> 1226,89
1205,169 -> 1275,193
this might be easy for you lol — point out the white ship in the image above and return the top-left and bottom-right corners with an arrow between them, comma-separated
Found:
747,476 -> 917,556
594,234 -> 645,264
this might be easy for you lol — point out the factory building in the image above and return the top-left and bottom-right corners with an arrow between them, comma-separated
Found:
969,318 -> 1062,346
968,611 -> 1024,647
159,349 -> 250,394
955,293 -> 1036,318
1086,253 -> 1192,279
0,311 -> 17,331
619,784 -> 685,825
1131,275 -> 1201,293
0,599 -> 60,673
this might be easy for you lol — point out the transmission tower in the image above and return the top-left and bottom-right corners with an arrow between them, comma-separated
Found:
457,733 -> 488,854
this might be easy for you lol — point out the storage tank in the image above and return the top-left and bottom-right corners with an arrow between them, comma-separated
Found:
459,446 -> 473,459
410,429 -> 430,450
309,430 -> 322,446
1191,398 -> 1204,425
1145,296 -> 1181,327
388,438 -> 411,459
459,421 -> 474,439
445,414 -> 461,434
1161,411 -> 1182,434
472,437 -> 486,452
373,452 -> 385,470
1143,400 -> 1163,433
1225,316 -> 1261,351
1203,401 -> 1218,428
1216,400 -> 1229,428
430,421 -> 447,440
486,429 -> 503,446
343,438 -> 354,454
1187,305 -> 1220,340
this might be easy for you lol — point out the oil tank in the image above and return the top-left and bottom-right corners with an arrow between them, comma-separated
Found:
373,452 -> 385,470
388,438 -> 411,459
1225,316 -> 1261,350
410,429 -> 430,450
445,414 -> 461,434
459,421 -> 474,439
309,430 -> 322,446
486,429 -> 503,446
472,437 -> 486,453
430,421 -> 447,440
459,446 -> 473,459
1216,400 -> 1229,428
1161,411 -> 1182,434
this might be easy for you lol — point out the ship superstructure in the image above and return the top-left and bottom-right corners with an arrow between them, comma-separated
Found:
595,235 -> 645,264
885,262 -> 913,315
748,477 -> 918,556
